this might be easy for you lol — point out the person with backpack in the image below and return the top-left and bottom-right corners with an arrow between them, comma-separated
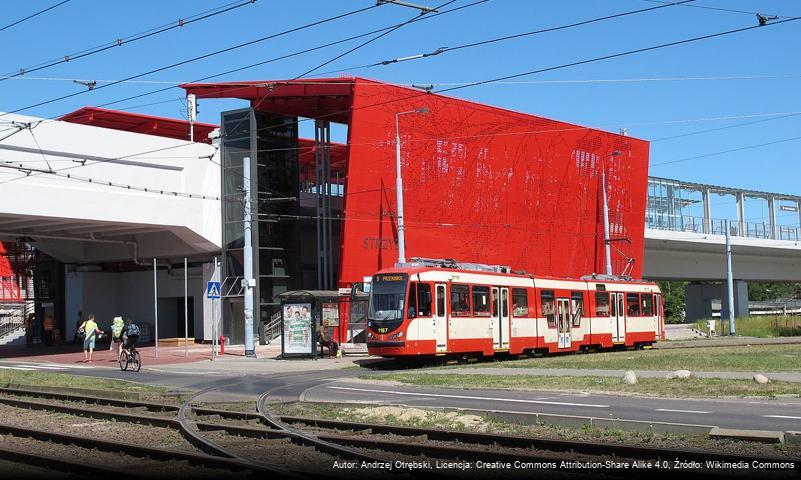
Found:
121,318 -> 140,354
110,316 -> 125,356
79,314 -> 103,363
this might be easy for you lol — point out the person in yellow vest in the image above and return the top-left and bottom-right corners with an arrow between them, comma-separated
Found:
110,316 -> 125,358
79,314 -> 103,363
42,316 -> 54,346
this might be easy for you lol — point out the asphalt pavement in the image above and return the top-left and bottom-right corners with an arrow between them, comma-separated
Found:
301,379 -> 801,432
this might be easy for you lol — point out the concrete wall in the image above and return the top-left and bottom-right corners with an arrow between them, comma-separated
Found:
64,268 -> 208,342
645,229 -> 801,281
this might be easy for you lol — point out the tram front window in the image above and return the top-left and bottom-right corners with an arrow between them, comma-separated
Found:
368,274 -> 409,334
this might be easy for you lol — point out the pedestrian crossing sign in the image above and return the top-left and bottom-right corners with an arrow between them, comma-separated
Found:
207,281 -> 221,299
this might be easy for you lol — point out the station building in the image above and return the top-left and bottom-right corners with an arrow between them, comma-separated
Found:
0,77 -> 650,347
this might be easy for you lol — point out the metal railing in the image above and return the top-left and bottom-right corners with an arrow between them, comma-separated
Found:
646,213 -> 801,241
263,311 -> 282,344
0,303 -> 29,339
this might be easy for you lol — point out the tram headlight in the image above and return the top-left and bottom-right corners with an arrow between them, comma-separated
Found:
390,331 -> 404,340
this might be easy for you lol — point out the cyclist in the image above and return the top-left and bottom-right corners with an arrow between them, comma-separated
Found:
121,318 -> 140,354
110,316 -> 125,356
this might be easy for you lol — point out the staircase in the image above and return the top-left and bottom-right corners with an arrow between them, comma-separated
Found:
0,303 -> 29,346
263,312 -> 282,344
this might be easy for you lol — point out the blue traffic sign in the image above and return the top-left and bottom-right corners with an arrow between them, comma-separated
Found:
206,281 -> 221,299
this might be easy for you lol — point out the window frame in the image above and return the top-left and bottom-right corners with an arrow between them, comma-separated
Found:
626,292 -> 641,317
471,285 -> 491,317
570,291 -> 584,327
417,282 -> 432,317
641,293 -> 654,317
512,288 -> 529,317
541,290 -> 556,328
450,283 -> 471,317
594,291 -> 610,317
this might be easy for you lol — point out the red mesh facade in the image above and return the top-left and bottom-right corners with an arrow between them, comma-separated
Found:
181,78 -> 650,285
340,79 -> 649,283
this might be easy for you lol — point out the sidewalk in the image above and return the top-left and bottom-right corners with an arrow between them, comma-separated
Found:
0,341 -> 382,373
425,367 -> 801,383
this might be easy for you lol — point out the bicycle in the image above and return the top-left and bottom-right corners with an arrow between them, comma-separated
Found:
118,344 -> 141,372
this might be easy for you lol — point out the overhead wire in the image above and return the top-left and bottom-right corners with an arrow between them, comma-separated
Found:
0,0 -> 71,34
0,2 -> 382,117
2,3 -> 797,196
314,0 -> 698,74
0,0 -> 258,82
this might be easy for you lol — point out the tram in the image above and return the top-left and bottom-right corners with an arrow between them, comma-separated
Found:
366,258 -> 664,358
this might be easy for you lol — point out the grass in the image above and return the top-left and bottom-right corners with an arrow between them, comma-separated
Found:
0,369 -> 168,394
361,373 -> 801,398
465,344 -> 801,372
271,401 -> 800,457
694,316 -> 801,338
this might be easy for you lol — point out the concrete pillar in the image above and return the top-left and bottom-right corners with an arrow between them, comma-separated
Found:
702,187 -> 712,234
720,280 -> 749,320
798,199 -> 801,241
736,192 -> 745,237
768,196 -> 777,239
684,282 -> 716,322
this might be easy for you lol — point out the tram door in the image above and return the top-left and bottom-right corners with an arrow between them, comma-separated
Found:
500,287 -> 510,349
557,298 -> 571,348
491,287 -> 501,349
612,292 -> 626,343
434,284 -> 448,353
655,294 -> 664,340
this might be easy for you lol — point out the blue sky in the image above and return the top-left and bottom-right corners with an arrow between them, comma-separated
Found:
2,0 -> 799,198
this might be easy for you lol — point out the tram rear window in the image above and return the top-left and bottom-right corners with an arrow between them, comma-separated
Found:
512,288 -> 528,316
451,284 -> 471,316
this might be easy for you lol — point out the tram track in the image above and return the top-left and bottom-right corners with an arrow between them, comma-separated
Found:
0,386 -> 797,477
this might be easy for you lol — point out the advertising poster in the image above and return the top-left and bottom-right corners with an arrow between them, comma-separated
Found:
283,303 -> 312,354
322,303 -> 340,327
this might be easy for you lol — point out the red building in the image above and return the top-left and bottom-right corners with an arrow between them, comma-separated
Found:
183,77 -> 649,288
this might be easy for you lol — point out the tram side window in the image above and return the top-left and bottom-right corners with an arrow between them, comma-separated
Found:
626,293 -> 641,317
512,288 -> 529,316
451,284 -> 471,316
641,294 -> 654,317
571,291 -> 584,327
595,292 -> 610,317
417,283 -> 432,317
541,290 -> 556,328
472,286 -> 491,316
436,285 -> 446,317
407,283 -> 418,318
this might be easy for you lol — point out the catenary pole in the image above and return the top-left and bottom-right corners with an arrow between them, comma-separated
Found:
153,258 -> 159,358
243,156 -> 255,357
725,219 -> 736,335
184,257 -> 188,357
601,159 -> 613,276
394,115 -> 406,265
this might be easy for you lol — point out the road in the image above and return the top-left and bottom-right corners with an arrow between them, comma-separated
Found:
1,359 -> 800,431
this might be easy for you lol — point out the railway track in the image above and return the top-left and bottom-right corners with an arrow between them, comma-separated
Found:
0,386 -> 797,478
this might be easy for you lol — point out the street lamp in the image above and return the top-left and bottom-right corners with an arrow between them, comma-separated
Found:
395,107 -> 429,265
601,150 -> 621,276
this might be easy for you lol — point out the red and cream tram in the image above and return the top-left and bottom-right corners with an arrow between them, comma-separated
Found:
366,259 -> 664,358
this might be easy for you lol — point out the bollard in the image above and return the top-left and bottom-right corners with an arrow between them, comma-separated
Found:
219,335 -> 225,355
